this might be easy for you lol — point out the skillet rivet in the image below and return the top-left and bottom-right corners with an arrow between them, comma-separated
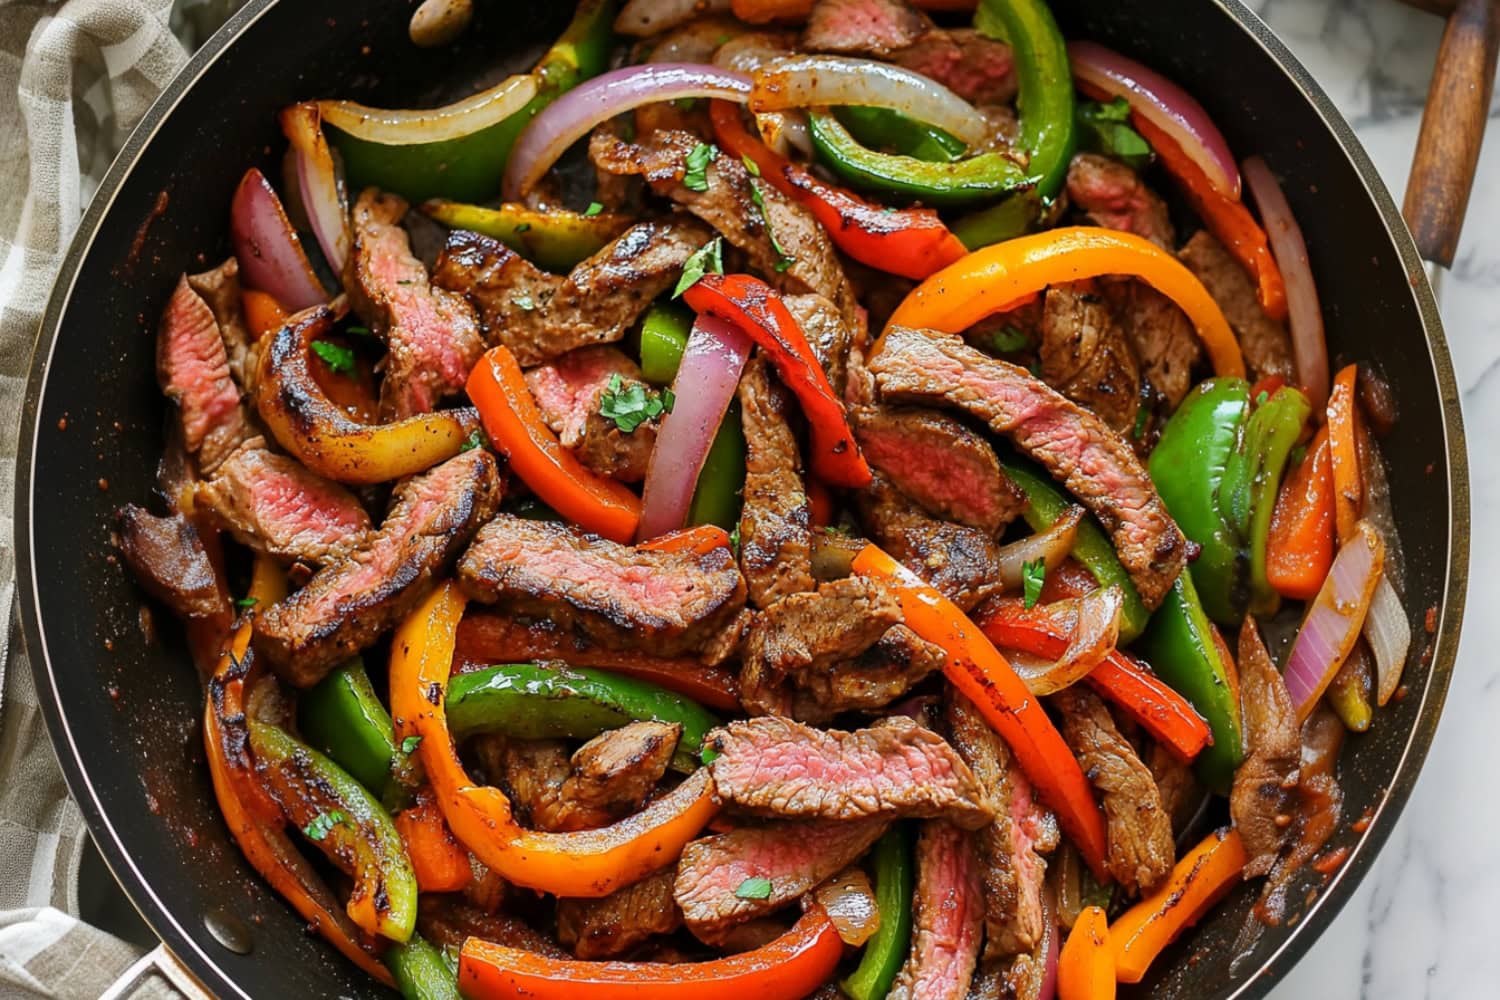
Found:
203,908 -> 253,955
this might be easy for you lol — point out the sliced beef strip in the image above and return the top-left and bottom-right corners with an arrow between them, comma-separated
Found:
1066,154 -> 1176,250
457,514 -> 747,657
417,896 -> 566,959
1101,280 -> 1202,413
784,292 -> 854,399
1230,618 -> 1301,878
854,474 -> 1004,612
869,327 -> 1187,608
890,28 -> 1017,105
674,817 -> 888,945
1149,741 -> 1204,838
117,506 -> 230,622
561,721 -> 681,822
706,715 -> 993,828
432,218 -> 711,366
736,357 -> 816,608
347,188 -> 485,419
792,624 -> 947,721
257,449 -> 502,686
476,737 -> 579,830
888,820 -> 985,1000
945,692 -> 1049,960
185,257 -> 257,392
557,870 -> 682,960
1038,283 -> 1142,438
194,447 -> 372,568
156,274 -> 254,475
802,0 -> 931,55
853,405 -> 1025,534
1053,686 -> 1174,894
525,346 -> 658,483
1179,230 -> 1295,383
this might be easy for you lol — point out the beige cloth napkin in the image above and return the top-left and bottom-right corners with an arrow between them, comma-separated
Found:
0,2 -> 243,996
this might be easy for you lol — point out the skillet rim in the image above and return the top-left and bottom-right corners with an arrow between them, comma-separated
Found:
12,1 -> 1468,997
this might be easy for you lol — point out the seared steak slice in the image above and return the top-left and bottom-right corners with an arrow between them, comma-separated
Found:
803,0 -> 930,55
1102,281 -> 1202,412
347,189 -> 484,419
945,692 -> 1048,960
706,715 -> 993,828
888,820 -> 985,1000
869,327 -> 1187,608
1053,687 -> 1173,893
785,292 -> 855,398
1038,283 -> 1142,437
194,447 -> 372,567
156,274 -> 253,474
525,346 -> 658,483
1230,618 -> 1300,878
457,515 -> 747,656
855,474 -> 1004,611
418,896 -> 566,958
186,257 -> 257,391
853,406 -> 1024,534
737,357 -> 815,607
557,870 -> 682,959
802,624 -> 947,713
1179,230 -> 1295,382
740,576 -> 900,705
117,506 -> 230,622
674,817 -> 888,944
1149,740 -> 1203,837
257,450 -> 502,685
432,219 -> 711,366
890,28 -> 1017,105
562,721 -> 681,821
1066,154 -> 1176,250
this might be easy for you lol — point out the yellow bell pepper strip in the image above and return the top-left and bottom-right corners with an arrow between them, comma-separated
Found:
1059,905 -> 1114,1000
851,543 -> 1110,881
883,227 -> 1246,379
421,199 -> 629,274
389,583 -> 719,898
466,344 -> 642,544
1112,828 -> 1248,984
457,904 -> 842,999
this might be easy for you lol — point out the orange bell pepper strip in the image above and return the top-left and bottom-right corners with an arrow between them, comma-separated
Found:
467,345 -> 642,543
453,610 -> 743,713
1266,424 -> 1336,600
883,228 -> 1246,379
458,904 -> 843,999
684,274 -> 872,488
390,583 -> 719,898
709,100 -> 967,281
851,543 -> 1110,880
242,288 -> 288,339
1326,364 -> 1363,546
1112,828 -> 1248,984
977,600 -> 1211,762
1129,114 -> 1288,322
1059,905 -> 1115,1000
637,523 -> 732,556
203,620 -> 395,987
394,794 -> 473,893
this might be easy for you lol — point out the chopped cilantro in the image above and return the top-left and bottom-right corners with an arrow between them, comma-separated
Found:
584,201 -> 604,217
1022,558 -> 1047,609
514,222 -> 532,233
1255,389 -> 1270,406
1075,98 -> 1154,171
673,237 -> 724,298
599,373 -> 672,433
345,324 -> 373,338
740,153 -> 761,177
728,523 -> 741,554
988,325 -> 1031,354
734,876 -> 773,900
661,387 -> 676,414
700,744 -> 721,765
512,293 -> 536,312
1132,405 -> 1150,441
234,597 -> 258,609
401,735 -> 423,755
303,810 -> 347,842
459,428 -> 488,452
311,340 -> 355,376
748,180 -> 796,274
683,142 -> 718,192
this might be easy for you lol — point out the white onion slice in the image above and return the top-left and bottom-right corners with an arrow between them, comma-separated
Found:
318,72 -> 538,146
280,103 -> 349,276
996,506 -> 1083,591
1365,575 -> 1411,707
1013,586 -> 1123,697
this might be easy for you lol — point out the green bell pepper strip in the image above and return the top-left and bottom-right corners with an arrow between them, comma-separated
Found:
841,824 -> 915,1000
445,663 -> 720,771
328,0 -> 615,203
951,191 -> 1041,250
247,719 -> 418,942
421,199 -> 626,273
385,933 -> 460,1000
833,106 -> 965,163
639,302 -> 693,386
298,658 -> 399,803
1001,458 -> 1150,642
1134,572 -> 1243,794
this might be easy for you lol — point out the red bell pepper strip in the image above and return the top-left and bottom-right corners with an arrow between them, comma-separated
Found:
709,100 -> 967,281
637,523 -> 732,556
851,543 -> 1110,880
1266,423 -> 1336,600
977,599 -> 1212,761
467,345 -> 642,543
390,583 -> 719,898
458,903 -> 843,999
684,274 -> 872,488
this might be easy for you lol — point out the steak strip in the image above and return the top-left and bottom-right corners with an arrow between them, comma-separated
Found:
888,820 -> 985,1000
557,870 -> 682,959
736,357 -> 816,607
156,274 -> 254,475
1230,618 -> 1301,878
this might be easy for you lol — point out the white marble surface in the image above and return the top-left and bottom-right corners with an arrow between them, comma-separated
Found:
1247,1 -> 1498,997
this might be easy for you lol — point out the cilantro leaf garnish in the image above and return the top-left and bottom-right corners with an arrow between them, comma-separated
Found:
459,428 -> 488,452
599,373 -> 672,434
303,810 -> 347,842
735,876 -> 773,900
1022,558 -> 1047,609
401,735 -> 423,755
673,237 -> 724,298
311,340 -> 355,376
584,201 -> 604,217
683,142 -> 719,192
748,179 -> 796,274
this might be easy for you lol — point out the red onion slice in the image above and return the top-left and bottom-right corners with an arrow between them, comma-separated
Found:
503,63 -> 752,201
230,167 -> 326,311
1365,575 -> 1411,707
280,103 -> 349,277
636,316 -> 753,542
751,54 -> 989,149
1283,520 -> 1385,720
1038,886 -> 1060,1000
1068,40 -> 1240,201
616,0 -> 732,36
1243,155 -> 1330,411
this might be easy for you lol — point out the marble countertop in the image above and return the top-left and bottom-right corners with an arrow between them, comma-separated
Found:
1248,1 -> 1496,997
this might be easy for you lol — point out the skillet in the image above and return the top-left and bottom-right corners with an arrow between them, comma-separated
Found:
13,1 -> 1469,997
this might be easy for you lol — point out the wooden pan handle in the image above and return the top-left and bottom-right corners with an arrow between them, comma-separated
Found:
1402,0 -> 1500,267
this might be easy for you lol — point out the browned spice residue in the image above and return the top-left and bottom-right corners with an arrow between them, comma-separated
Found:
125,190 -> 170,270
